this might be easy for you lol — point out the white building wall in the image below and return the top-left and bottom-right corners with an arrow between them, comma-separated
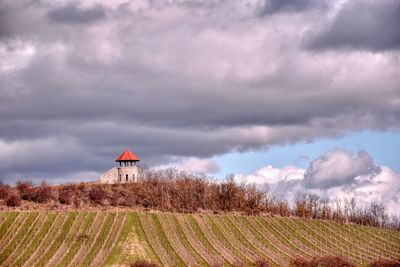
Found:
100,167 -> 118,184
117,166 -> 139,183
99,166 -> 139,184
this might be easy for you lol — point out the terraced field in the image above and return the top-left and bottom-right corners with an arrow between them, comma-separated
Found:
0,211 -> 398,266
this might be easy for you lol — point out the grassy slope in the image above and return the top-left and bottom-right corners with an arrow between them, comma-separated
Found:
0,211 -> 398,267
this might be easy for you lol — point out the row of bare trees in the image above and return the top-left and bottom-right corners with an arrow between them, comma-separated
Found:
0,168 -> 399,230
292,192 -> 398,229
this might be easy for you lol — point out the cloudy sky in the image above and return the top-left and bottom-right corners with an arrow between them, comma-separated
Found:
1,0 -> 399,211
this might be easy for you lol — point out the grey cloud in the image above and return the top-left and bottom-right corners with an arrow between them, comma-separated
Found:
47,4 -> 106,24
304,149 -> 381,189
0,0 -> 399,182
0,3 -> 40,39
309,0 -> 400,51
259,0 -> 326,15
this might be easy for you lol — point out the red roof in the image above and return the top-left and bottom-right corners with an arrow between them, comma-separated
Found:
115,149 -> 140,161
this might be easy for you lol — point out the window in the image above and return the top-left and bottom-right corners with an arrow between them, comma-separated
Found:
126,174 -> 128,181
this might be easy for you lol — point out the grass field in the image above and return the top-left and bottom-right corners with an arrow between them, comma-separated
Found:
0,211 -> 398,266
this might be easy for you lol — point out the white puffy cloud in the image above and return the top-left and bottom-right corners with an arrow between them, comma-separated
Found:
160,157 -> 220,174
236,149 -> 400,215
236,165 -> 304,186
304,149 -> 381,188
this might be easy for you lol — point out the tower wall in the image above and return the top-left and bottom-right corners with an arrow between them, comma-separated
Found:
117,166 -> 139,183
100,167 -> 118,184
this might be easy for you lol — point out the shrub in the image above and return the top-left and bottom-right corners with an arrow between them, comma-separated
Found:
5,192 -> 22,207
32,181 -> 54,203
88,185 -> 108,204
58,187 -> 74,205
16,181 -> 35,200
0,183 -> 11,199
315,256 -> 356,267
292,256 -> 312,267
130,260 -> 158,267
291,256 -> 355,267
254,259 -> 270,267
369,258 -> 400,267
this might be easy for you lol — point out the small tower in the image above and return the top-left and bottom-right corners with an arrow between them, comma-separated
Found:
115,149 -> 140,183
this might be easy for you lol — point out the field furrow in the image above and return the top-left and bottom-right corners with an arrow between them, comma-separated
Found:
0,212 -> 39,265
45,212 -> 88,266
139,213 -> 175,266
360,225 -> 400,253
157,213 -> 198,266
12,213 -> 58,267
268,217 -> 316,258
91,212 -> 126,266
247,216 -> 302,260
0,212 -> 26,250
341,223 -> 400,258
293,218 -> 357,261
0,211 -> 398,267
22,212 -> 67,267
241,216 -> 293,261
211,214 -> 266,263
255,216 -> 310,259
151,213 -> 185,266
311,220 -> 372,264
67,212 -> 107,267
229,215 -> 287,266
276,218 -> 327,255
80,212 -> 116,266
193,214 -> 242,265
35,212 -> 78,267
176,214 -> 221,266
320,220 -> 381,260
4,212 -> 46,266
0,212 -> 8,226
56,212 -> 96,267
168,213 -> 209,266
0,212 -> 18,240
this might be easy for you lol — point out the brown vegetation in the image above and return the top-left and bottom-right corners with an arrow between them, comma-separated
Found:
5,192 -> 22,207
130,260 -> 158,267
368,258 -> 400,267
291,256 -> 356,267
1,169 -> 399,230
0,183 -> 11,199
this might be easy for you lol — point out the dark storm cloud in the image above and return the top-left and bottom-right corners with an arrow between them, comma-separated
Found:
0,0 -> 399,182
259,0 -> 326,15
47,3 -> 106,24
309,0 -> 400,51
0,3 -> 36,39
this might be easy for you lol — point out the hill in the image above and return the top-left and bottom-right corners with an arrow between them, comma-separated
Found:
0,211 -> 399,266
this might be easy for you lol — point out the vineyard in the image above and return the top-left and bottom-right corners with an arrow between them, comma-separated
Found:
0,211 -> 398,266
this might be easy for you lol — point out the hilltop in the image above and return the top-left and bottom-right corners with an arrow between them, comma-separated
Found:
0,211 -> 399,266
1,169 -> 399,231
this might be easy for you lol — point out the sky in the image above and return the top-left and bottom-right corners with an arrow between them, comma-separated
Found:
0,0 -> 399,212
